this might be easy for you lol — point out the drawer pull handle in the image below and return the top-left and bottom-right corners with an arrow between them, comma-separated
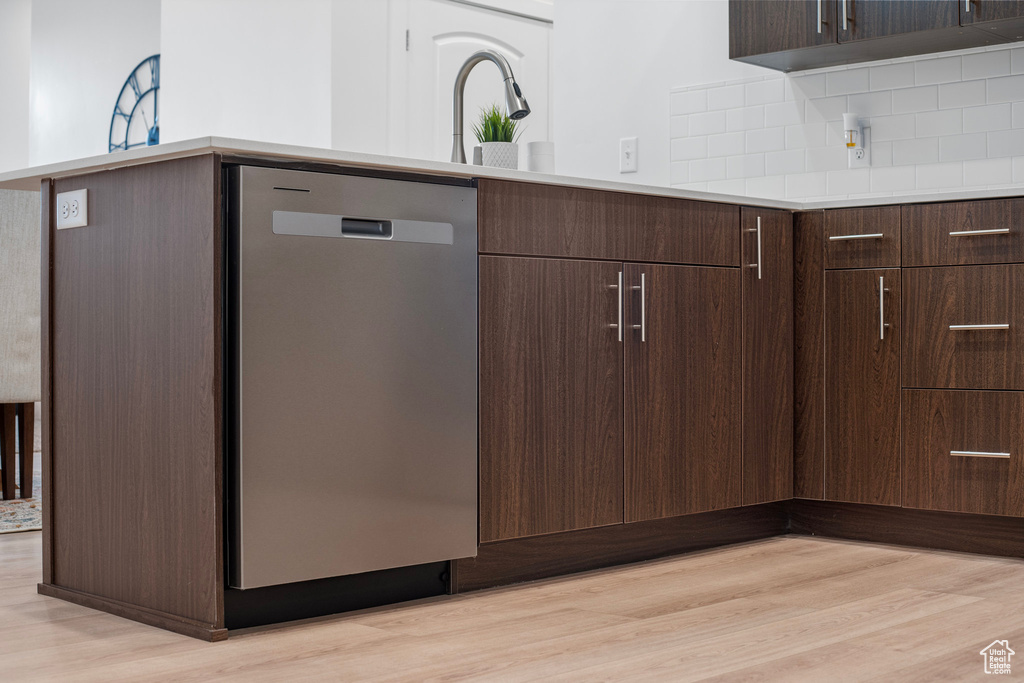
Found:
949,324 -> 1010,330
828,232 -> 884,241
949,228 -> 1011,236
951,450 -> 1010,459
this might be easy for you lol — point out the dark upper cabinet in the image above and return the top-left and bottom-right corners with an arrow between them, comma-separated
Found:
741,208 -> 794,505
478,256 -> 624,542
729,0 -> 837,59
839,0 -> 958,42
961,1 -> 1024,41
624,263 -> 742,522
824,269 -> 901,507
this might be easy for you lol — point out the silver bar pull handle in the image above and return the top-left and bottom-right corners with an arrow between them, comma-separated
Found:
879,275 -> 885,340
951,450 -> 1010,459
965,0 -> 971,13
843,0 -> 848,30
949,324 -> 1010,330
949,228 -> 1010,236
829,232 -> 884,241
631,273 -> 646,342
817,0 -> 823,33
747,218 -> 762,280
609,271 -> 623,342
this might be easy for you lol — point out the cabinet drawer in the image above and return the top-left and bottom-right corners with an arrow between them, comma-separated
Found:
903,264 -> 1024,390
823,206 -> 900,269
478,179 -> 740,266
903,199 -> 1024,266
903,390 -> 1024,517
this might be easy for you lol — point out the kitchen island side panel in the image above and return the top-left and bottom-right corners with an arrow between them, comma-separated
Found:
46,155 -> 224,631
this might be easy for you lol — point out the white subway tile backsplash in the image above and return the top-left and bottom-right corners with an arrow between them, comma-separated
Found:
764,101 -> 803,128
916,109 -> 962,137
963,51 -> 1010,81
726,154 -> 765,179
916,162 -> 964,189
765,148 -> 805,176
726,106 -> 765,132
987,129 -> 1024,157
688,111 -> 727,136
963,103 -> 1012,133
689,157 -> 727,182
938,133 -> 987,162
963,158 -> 1012,186
671,90 -> 707,115
893,138 -> 940,165
987,74 -> 1024,103
870,63 -> 915,91
668,44 -> 1024,201
708,131 -> 745,157
916,56 -> 962,85
707,84 -> 745,111
870,114 -> 916,142
938,80 -> 986,109
892,86 -> 938,114
870,166 -> 916,193
827,68 -> 870,96
786,122 -> 828,149
746,79 -> 785,106
745,127 -> 786,153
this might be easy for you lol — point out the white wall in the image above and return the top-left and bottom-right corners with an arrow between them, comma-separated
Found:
0,0 -> 32,174
160,0 -> 332,149
552,0 -> 761,186
29,0 -> 161,166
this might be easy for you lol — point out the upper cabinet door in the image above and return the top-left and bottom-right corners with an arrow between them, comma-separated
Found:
961,0 -> 1024,25
730,0 -> 837,59
741,208 -> 795,505
839,0 -> 959,42
623,263 -> 742,523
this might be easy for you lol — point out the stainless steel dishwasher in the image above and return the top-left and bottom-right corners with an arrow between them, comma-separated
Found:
227,166 -> 477,589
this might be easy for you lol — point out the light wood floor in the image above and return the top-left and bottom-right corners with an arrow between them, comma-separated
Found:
3,532 -> 1023,681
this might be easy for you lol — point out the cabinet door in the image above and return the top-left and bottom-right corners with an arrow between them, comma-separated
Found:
825,269 -> 901,506
961,0 -> 1024,25
624,264 -> 742,522
729,0 -> 837,59
742,208 -> 794,505
479,256 -> 623,542
840,0 -> 958,42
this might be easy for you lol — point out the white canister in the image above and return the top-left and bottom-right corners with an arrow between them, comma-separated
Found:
479,142 -> 519,170
527,141 -> 555,173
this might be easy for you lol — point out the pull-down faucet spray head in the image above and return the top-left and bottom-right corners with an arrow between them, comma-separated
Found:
451,49 -> 531,164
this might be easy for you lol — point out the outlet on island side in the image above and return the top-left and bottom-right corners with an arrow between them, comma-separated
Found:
620,137 -> 638,173
56,188 -> 89,229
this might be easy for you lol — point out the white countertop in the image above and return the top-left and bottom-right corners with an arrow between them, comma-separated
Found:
1,136 -> 1022,210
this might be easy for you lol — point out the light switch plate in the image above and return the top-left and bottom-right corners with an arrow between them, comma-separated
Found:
620,137 -> 638,173
56,189 -> 88,229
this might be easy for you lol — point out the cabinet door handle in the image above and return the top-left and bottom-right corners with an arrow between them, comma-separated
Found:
817,0 -> 823,33
949,228 -> 1010,236
949,324 -> 1010,330
842,0 -> 848,30
879,276 -> 885,340
631,272 -> 646,342
965,0 -> 971,13
829,232 -> 884,241
951,450 -> 1010,459
747,217 -> 762,280
609,271 -> 623,342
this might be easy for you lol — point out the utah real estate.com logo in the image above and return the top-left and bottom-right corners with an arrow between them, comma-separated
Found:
980,640 -> 1014,675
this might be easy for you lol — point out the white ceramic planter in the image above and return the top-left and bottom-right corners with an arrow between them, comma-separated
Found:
479,142 -> 519,170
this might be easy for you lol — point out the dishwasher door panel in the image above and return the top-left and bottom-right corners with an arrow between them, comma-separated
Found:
230,166 -> 478,589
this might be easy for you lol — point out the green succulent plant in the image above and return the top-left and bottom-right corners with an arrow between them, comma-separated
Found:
472,103 -> 522,144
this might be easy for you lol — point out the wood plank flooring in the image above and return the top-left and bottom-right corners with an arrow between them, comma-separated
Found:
3,532 -> 1023,681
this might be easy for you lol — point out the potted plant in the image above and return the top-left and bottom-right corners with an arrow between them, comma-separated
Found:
473,104 -> 522,170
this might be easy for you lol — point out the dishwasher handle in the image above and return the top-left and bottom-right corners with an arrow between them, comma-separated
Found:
342,217 -> 393,239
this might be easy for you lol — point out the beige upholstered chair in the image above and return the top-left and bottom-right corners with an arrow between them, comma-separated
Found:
0,190 -> 41,500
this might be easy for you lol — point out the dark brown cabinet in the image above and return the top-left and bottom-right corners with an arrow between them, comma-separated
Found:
902,199 -> 1024,267
961,0 -> 1024,40
741,208 -> 794,505
825,269 -> 901,506
823,206 -> 901,270
839,0 -> 958,42
624,263 -> 742,522
479,256 -> 624,542
729,0 -> 837,60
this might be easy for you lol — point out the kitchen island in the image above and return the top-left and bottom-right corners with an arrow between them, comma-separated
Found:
4,139 -> 1024,641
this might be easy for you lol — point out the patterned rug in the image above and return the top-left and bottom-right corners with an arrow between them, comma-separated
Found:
0,470 -> 42,533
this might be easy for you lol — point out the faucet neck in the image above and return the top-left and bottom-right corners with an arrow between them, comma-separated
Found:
451,50 -> 517,164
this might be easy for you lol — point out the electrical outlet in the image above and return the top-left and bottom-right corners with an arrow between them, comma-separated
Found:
848,126 -> 871,169
620,137 -> 638,173
56,189 -> 88,229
